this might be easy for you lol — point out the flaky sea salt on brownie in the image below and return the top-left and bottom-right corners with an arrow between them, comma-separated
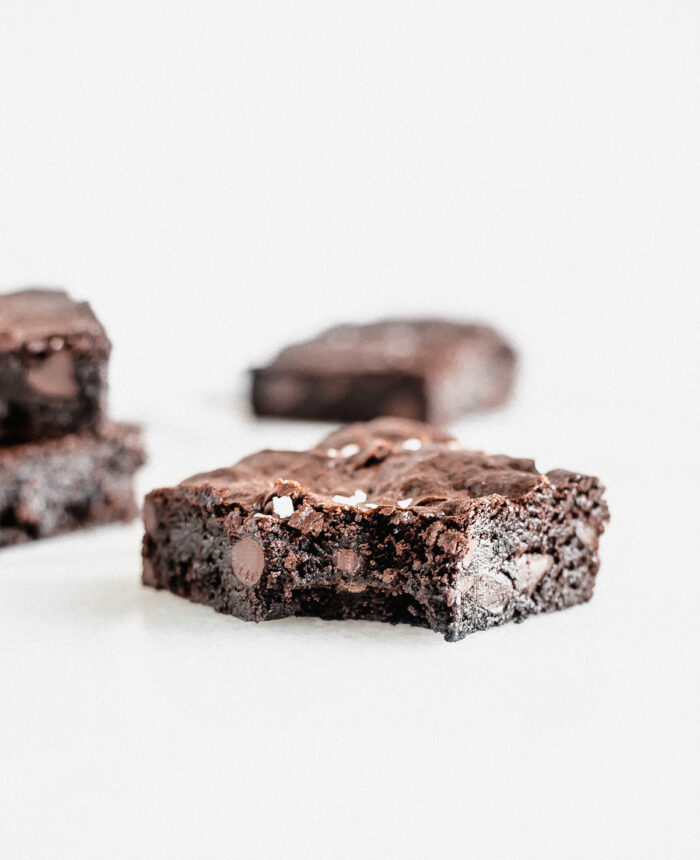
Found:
142,418 -> 609,641
251,319 -> 516,423
0,288 -> 111,443
0,423 -> 145,547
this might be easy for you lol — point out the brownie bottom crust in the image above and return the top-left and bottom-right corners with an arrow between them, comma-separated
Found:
142,420 -> 608,642
0,423 -> 145,547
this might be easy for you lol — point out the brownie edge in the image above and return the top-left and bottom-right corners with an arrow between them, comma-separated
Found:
0,423 -> 146,547
142,418 -> 609,641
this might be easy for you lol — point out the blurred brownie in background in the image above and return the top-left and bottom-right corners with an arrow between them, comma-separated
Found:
0,423 -> 145,547
0,286 -> 146,547
251,319 -> 516,423
0,288 -> 110,443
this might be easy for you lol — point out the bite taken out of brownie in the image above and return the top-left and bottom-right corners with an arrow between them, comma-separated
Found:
142,418 -> 609,642
251,319 -> 516,424
0,288 -> 111,443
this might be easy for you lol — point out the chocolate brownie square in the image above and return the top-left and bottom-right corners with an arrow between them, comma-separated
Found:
251,319 -> 516,423
142,418 -> 608,641
0,288 -> 111,443
0,423 -> 145,547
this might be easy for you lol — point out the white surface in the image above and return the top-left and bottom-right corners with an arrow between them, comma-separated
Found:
1,2 -> 699,858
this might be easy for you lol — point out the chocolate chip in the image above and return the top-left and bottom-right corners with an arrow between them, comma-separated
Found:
470,571 -> 513,614
335,548 -> 362,575
26,350 -> 79,398
231,537 -> 265,586
514,552 -> 553,594
575,520 -> 596,548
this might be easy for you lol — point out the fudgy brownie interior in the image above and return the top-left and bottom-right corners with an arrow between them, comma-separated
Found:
0,288 -> 110,443
0,423 -> 145,547
143,418 -> 609,641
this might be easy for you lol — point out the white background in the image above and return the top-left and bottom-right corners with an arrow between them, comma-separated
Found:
1,2 -> 699,858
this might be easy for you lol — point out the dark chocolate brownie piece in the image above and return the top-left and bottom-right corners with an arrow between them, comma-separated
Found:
0,288 -> 111,443
0,423 -> 145,547
142,418 -> 609,641
251,319 -> 516,423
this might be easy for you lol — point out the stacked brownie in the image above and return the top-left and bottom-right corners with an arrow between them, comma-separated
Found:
0,288 -> 145,547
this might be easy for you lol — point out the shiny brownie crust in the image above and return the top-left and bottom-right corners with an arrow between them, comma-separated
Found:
142,418 -> 609,641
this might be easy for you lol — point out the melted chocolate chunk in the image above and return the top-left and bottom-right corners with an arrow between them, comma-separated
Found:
142,418 -> 609,641
26,350 -> 79,398
231,538 -> 266,587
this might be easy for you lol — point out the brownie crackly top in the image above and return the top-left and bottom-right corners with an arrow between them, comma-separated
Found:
259,319 -> 509,376
183,418 -> 555,516
0,288 -> 110,353
145,418 -> 609,640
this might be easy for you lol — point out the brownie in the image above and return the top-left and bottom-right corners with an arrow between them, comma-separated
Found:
142,418 -> 609,641
0,423 -> 145,547
0,288 -> 111,443
251,319 -> 516,423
